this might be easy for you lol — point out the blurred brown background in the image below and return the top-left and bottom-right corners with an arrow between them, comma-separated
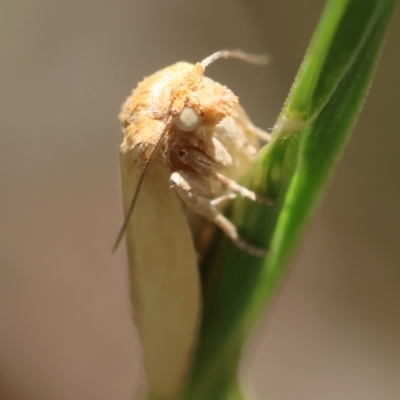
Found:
1,1 -> 399,399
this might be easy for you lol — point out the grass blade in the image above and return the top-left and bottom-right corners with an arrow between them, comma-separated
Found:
182,1 -> 398,399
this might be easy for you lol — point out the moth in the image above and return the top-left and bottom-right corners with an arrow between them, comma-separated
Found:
115,50 -> 271,257
114,50 -> 271,399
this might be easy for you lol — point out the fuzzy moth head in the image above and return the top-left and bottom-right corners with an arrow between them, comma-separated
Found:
171,62 -> 238,130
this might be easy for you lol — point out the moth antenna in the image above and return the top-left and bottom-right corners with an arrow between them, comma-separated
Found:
112,118 -> 172,252
201,50 -> 269,68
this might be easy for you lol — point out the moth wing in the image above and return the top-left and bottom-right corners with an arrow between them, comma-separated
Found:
119,147 -> 200,399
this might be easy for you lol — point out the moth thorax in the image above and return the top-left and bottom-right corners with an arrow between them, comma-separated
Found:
173,106 -> 203,132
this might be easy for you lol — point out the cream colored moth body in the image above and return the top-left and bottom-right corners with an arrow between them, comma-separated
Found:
117,51 -> 270,400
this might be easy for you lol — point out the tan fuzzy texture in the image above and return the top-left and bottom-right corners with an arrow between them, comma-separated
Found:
120,62 -> 239,155
170,63 -> 238,126
118,56 -> 263,399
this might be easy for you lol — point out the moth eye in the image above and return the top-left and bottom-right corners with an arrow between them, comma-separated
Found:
173,106 -> 203,132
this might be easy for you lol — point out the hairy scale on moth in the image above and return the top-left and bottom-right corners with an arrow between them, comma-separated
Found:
115,50 -> 272,257
115,51 -> 272,400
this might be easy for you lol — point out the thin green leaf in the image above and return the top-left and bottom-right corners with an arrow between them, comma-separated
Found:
182,0 -> 398,399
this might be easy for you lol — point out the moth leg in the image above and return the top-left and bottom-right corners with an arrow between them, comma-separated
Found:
210,193 -> 236,208
245,122 -> 272,143
178,148 -> 216,175
213,213 -> 268,257
178,148 -> 273,205
215,173 -> 273,205
170,170 -> 268,257
230,103 -> 272,143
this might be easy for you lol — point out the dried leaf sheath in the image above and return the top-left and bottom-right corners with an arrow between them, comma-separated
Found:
120,150 -> 201,400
